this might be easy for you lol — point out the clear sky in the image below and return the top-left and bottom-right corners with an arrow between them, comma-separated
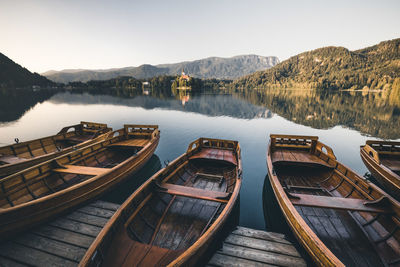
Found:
1,0 -> 399,73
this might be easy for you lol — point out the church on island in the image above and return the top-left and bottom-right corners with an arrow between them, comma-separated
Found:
178,69 -> 191,89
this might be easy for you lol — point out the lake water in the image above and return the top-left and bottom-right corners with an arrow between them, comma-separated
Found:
0,89 -> 399,231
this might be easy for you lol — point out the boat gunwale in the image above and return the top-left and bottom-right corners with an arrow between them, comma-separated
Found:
360,144 -> 400,199
361,143 -> 400,182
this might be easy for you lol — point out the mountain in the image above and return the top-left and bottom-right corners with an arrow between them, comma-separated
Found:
232,38 -> 400,90
0,53 -> 55,88
43,55 -> 279,83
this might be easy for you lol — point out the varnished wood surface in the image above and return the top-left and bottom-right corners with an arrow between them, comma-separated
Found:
272,148 -> 333,169
189,148 -> 238,166
0,125 -> 159,239
80,137 -> 242,267
361,141 -> 400,200
0,121 -> 112,178
268,134 -> 400,266
110,138 -> 149,148
0,200 -> 119,267
207,226 -> 306,267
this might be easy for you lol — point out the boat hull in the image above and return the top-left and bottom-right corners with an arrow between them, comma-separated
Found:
0,127 -> 159,240
267,134 -> 400,266
0,122 -> 111,178
361,146 -> 400,200
80,137 -> 242,267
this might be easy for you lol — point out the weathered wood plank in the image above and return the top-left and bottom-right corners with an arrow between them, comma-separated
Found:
89,200 -> 120,211
14,233 -> 86,262
209,252 -> 276,266
77,205 -> 116,218
233,227 -> 289,243
0,242 -> 76,267
32,225 -> 94,248
220,243 -> 306,267
49,218 -> 102,237
225,234 -> 301,257
66,210 -> 109,227
0,256 -> 29,267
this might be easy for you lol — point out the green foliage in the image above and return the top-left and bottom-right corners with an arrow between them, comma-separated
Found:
232,38 -> 400,91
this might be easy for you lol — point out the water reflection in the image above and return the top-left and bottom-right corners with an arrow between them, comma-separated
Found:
2,88 -> 399,140
49,92 -> 272,120
0,88 -> 399,231
233,89 -> 400,139
0,89 -> 56,123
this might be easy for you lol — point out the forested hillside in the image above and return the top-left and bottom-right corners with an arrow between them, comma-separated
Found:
0,53 -> 54,88
232,38 -> 400,90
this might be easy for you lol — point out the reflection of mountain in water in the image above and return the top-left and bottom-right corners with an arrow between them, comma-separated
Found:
49,92 -> 273,120
0,89 -> 57,123
234,89 -> 400,139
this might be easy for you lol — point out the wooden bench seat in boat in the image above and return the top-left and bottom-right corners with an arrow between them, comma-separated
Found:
110,138 -> 149,148
290,193 -> 393,213
272,149 -> 333,168
189,148 -> 237,166
157,183 -> 230,203
53,164 -> 110,176
0,155 -> 27,164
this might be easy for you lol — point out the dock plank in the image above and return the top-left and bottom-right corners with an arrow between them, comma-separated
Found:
208,226 -> 306,267
225,234 -> 301,257
32,225 -> 94,248
209,252 -> 276,266
233,226 -> 289,244
0,242 -> 76,267
49,218 -> 102,237
89,200 -> 120,211
14,233 -> 86,262
0,200 -> 120,267
77,205 -> 116,218
219,243 -> 306,267
0,256 -> 28,267
66,210 -> 109,227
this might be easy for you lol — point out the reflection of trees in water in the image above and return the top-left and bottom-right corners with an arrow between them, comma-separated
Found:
50,91 -> 271,120
0,89 -> 57,123
233,88 -> 400,139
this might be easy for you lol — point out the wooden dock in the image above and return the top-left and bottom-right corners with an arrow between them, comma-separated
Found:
0,202 -> 306,267
207,226 -> 307,267
0,200 -> 119,267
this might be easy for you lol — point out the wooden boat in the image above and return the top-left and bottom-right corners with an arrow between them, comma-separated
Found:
361,140 -> 400,200
0,124 -> 159,239
80,138 -> 242,267
0,121 -> 112,178
267,134 -> 400,266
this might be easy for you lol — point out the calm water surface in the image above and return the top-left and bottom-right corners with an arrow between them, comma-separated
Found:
0,90 -> 399,231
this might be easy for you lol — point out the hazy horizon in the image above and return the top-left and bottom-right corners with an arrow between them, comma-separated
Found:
1,0 -> 399,73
